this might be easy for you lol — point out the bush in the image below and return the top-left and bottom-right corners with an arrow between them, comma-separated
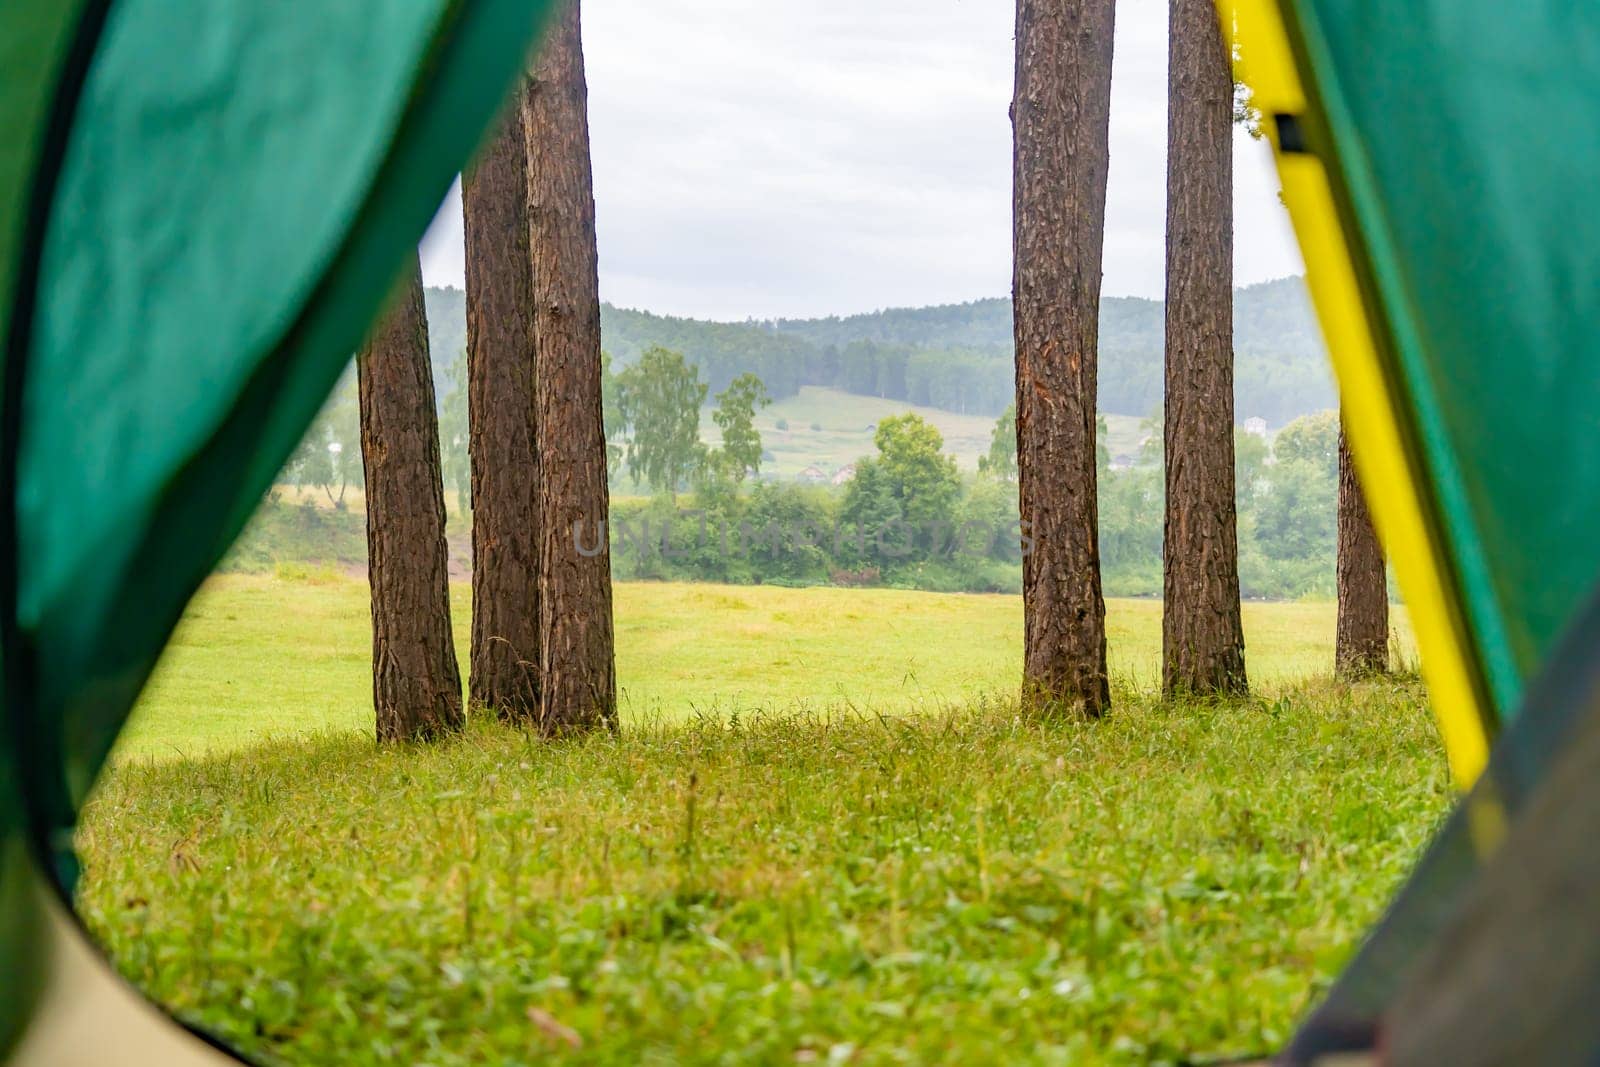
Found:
273,561 -> 342,585
739,483 -> 834,585
220,496 -> 366,574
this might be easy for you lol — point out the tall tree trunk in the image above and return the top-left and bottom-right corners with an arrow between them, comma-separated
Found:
463,88 -> 541,724
1011,0 -> 1116,716
524,0 -> 616,733
1336,426 -> 1389,676
358,255 -> 464,742
1162,0 -> 1247,697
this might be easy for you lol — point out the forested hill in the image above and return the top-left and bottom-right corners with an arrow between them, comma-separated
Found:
424,275 -> 1332,426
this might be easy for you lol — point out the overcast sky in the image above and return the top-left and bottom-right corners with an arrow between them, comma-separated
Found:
419,0 -> 1303,321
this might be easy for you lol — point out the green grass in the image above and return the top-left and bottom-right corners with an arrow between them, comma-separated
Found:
78,579 -> 1443,1065
694,386 -> 1146,479
79,682 -> 1448,1065
118,575 -> 1415,759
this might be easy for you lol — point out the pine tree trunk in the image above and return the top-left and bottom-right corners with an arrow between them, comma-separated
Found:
1162,0 -> 1247,697
463,88 -> 541,724
358,255 -> 465,742
1012,0 -> 1115,716
1336,427 -> 1389,677
523,0 -> 616,733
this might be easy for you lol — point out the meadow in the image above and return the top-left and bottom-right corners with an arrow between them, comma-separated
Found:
696,386 -> 1147,480
115,574 -> 1413,758
76,577 -> 1447,1066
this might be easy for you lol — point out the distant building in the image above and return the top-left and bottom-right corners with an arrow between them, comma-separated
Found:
830,463 -> 856,486
1110,453 -> 1138,471
797,465 -> 828,484
1242,416 -> 1269,438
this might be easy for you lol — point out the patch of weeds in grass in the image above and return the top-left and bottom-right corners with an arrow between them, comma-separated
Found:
272,561 -> 342,585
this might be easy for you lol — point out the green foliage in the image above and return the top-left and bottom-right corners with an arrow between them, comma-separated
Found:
422,286 -> 465,400
1232,44 -> 1264,139
835,414 -> 961,571
758,278 -> 1333,422
1273,410 -> 1340,478
1094,416 -> 1343,601
285,370 -> 362,507
600,350 -> 623,431
870,414 -> 961,530
1252,460 -> 1338,564
600,351 -> 627,478
428,280 -> 1335,427
600,304 -> 815,400
1235,429 -> 1270,491
1099,468 -> 1164,597
437,347 -> 470,515
739,482 -> 833,584
709,373 -> 772,483
958,476 -> 1026,566
80,676 -> 1447,1066
219,497 -> 366,574
617,347 -> 709,494
979,404 -> 1017,480
836,460 -> 904,567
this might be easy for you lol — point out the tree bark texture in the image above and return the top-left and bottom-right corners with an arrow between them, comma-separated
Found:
358,255 -> 464,742
1012,0 -> 1116,716
523,0 -> 616,733
1162,0 -> 1247,696
1336,427 -> 1389,677
464,88 -> 541,723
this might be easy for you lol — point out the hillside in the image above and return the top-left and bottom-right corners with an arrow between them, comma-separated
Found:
424,276 -> 1332,427
716,387 -> 1143,478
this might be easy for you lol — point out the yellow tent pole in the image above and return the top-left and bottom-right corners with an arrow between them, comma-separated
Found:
1219,0 -> 1492,789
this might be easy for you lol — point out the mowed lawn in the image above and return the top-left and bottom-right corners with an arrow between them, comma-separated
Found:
116,574 -> 1416,759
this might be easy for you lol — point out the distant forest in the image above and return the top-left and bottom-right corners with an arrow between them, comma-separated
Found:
424,276 -> 1332,426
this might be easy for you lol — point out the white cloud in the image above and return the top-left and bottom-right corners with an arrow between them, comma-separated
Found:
421,0 -> 1304,319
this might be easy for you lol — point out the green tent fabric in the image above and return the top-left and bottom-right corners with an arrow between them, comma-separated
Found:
1285,584 -> 1600,1061
0,0 -> 554,1056
1277,0 -> 1600,720
1255,0 -> 1600,1059
5,0 -> 1599,1060
0,3 -> 98,1048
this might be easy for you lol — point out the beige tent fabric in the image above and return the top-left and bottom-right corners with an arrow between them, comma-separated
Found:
11,876 -> 229,1066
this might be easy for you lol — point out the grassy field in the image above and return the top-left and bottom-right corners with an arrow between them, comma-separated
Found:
76,578 -> 1444,1065
116,574 -> 1415,759
694,387 -> 1146,479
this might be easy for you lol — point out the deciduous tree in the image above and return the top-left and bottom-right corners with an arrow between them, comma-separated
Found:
289,373 -> 361,508
979,404 -> 1018,482
617,346 -> 707,495
710,372 -> 772,482
1273,409 -> 1339,475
